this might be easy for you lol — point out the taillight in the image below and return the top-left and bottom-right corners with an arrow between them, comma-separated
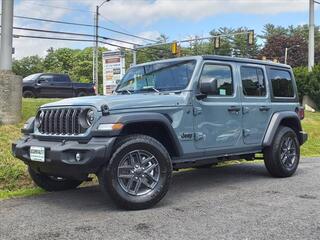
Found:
296,107 -> 305,120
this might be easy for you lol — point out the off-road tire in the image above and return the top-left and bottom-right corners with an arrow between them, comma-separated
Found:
263,126 -> 300,178
98,134 -> 172,210
28,167 -> 82,191
23,90 -> 36,98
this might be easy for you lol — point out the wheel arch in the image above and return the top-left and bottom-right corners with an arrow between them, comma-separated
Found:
95,112 -> 183,158
263,111 -> 303,146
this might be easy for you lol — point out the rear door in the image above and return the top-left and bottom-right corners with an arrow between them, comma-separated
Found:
239,64 -> 272,145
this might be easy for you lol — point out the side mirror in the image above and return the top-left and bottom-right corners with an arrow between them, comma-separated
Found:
199,78 -> 218,95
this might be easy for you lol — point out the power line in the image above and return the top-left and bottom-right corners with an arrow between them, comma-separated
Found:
3,25 -> 143,46
9,14 -> 158,43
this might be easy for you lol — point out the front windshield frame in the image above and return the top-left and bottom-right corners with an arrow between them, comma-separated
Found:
115,60 -> 197,93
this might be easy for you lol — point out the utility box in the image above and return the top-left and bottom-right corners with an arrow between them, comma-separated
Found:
102,50 -> 126,95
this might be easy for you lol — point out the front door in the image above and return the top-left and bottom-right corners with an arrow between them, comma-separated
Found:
194,61 -> 242,150
239,64 -> 272,145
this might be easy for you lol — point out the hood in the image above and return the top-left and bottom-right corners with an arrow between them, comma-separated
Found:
41,93 -> 188,111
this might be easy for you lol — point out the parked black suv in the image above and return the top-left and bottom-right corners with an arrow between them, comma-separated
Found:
22,73 -> 95,98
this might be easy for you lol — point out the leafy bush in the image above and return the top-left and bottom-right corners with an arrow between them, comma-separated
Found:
294,65 -> 320,109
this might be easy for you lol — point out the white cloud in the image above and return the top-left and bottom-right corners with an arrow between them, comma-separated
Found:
11,0 -> 78,59
84,0 -> 309,26
7,0 -> 311,58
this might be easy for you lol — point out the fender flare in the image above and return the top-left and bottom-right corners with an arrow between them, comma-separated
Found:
262,111 -> 302,147
92,112 -> 183,157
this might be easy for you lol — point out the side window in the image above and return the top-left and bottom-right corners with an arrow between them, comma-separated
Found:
269,69 -> 294,98
38,75 -> 53,82
199,64 -> 233,96
53,75 -> 68,83
241,66 -> 266,97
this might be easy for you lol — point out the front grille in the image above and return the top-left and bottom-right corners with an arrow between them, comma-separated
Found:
37,108 -> 87,135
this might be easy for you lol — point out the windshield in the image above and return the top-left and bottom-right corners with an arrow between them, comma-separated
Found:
23,73 -> 42,82
116,60 -> 196,93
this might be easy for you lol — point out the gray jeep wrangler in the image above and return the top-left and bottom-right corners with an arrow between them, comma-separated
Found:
12,55 -> 308,210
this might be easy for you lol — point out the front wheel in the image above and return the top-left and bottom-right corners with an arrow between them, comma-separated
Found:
98,134 -> 172,210
263,126 -> 300,178
28,167 -> 83,191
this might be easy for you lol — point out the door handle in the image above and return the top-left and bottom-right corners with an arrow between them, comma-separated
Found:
259,106 -> 270,112
228,106 -> 241,113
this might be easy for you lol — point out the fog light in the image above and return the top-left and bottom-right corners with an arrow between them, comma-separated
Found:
75,152 -> 81,162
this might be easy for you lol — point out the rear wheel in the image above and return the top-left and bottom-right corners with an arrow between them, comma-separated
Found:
263,126 -> 300,177
28,167 -> 83,191
23,90 -> 35,98
98,134 -> 172,210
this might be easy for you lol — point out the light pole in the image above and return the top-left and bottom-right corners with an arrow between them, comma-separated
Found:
284,45 -> 300,65
93,0 -> 110,94
308,0 -> 315,71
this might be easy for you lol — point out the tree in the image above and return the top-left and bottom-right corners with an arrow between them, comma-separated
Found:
12,55 -> 44,77
259,25 -> 308,67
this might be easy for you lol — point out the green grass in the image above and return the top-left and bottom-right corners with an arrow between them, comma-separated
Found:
0,99 -> 58,199
0,99 -> 319,200
301,112 -> 320,157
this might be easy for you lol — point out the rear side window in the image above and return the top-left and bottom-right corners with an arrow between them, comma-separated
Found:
53,75 -> 69,82
241,66 -> 266,97
200,64 -> 233,96
269,69 -> 294,98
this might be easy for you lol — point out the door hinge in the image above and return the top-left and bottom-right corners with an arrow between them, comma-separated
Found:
193,107 -> 202,116
243,129 -> 250,137
194,132 -> 205,141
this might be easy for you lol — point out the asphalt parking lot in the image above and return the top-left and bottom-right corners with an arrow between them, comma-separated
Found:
1,158 -> 320,240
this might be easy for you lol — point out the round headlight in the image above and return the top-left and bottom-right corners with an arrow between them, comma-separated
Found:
86,109 -> 95,126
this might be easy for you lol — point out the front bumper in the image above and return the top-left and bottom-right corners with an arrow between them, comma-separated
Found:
12,136 -> 116,180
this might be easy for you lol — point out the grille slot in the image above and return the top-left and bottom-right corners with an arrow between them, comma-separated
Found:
37,108 -> 87,135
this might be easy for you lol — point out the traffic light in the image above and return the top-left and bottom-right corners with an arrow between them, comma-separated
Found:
171,42 -> 178,55
213,36 -> 220,49
171,42 -> 181,56
248,30 -> 254,45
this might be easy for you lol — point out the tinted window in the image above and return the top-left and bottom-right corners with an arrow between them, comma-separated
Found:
39,75 -> 53,82
53,75 -> 69,82
241,67 -> 266,97
117,60 -> 196,92
270,69 -> 294,97
199,64 -> 233,96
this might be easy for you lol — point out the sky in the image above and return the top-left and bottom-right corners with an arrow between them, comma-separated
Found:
4,0 -> 319,59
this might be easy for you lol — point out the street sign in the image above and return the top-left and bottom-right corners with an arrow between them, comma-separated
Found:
102,50 -> 125,95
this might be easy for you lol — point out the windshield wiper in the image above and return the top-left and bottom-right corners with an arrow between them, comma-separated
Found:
140,87 -> 160,93
116,89 -> 132,95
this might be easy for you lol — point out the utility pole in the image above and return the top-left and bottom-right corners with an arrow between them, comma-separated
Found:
0,0 -> 14,70
0,0 -> 22,125
93,0 -> 110,95
93,6 -> 99,94
308,0 -> 315,72
132,45 -> 137,66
